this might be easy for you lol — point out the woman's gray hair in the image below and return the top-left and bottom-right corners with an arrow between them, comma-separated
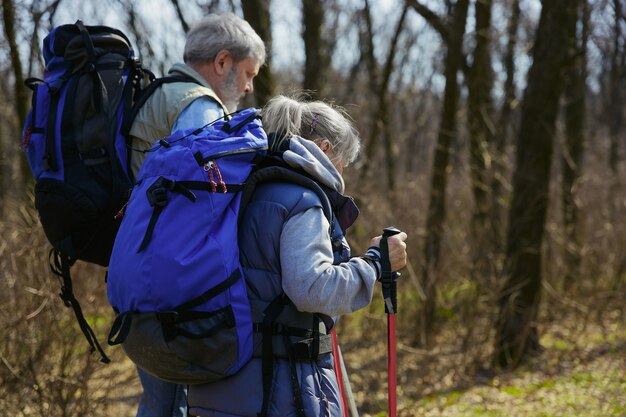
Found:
184,13 -> 266,65
262,94 -> 361,166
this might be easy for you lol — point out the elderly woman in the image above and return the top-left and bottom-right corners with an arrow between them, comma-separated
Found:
187,95 -> 408,417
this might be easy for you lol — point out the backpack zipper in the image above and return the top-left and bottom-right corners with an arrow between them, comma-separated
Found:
194,146 -> 268,166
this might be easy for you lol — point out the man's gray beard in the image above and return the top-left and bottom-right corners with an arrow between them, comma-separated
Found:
222,69 -> 244,112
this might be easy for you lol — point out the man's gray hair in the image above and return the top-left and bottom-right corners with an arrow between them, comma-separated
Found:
262,94 -> 361,167
184,13 -> 266,65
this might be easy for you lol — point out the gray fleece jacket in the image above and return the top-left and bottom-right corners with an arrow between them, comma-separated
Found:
278,136 -> 379,316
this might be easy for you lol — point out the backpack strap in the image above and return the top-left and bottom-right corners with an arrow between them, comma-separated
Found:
284,330 -> 307,417
50,241 -> 110,363
258,293 -> 291,417
75,19 -> 110,119
255,295 -> 331,417
122,75 -> 191,136
137,176 -> 246,252
239,164 -> 334,226
121,74 -> 208,137
108,269 -> 242,346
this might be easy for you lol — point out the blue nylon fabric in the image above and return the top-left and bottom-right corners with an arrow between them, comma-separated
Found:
21,87 -> 50,179
42,26 -> 73,81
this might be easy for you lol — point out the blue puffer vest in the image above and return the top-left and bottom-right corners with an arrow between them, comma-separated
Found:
187,174 -> 354,417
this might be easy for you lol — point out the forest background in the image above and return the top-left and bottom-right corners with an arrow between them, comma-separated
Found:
1,0 -> 624,416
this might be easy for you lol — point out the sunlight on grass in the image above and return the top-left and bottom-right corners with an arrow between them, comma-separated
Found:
399,351 -> 625,417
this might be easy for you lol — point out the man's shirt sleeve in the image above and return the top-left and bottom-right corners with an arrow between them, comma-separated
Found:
172,96 -> 225,132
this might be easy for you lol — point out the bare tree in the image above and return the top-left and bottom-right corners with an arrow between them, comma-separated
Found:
467,0 -> 496,283
491,0 -> 521,255
115,0 -> 159,72
2,0 -> 35,198
302,0 -> 324,98
26,0 -> 61,77
242,0 -> 274,106
2,0 -> 28,129
359,1 -> 410,191
494,0 -> 579,368
409,0 -> 470,343
561,0 -> 588,289
169,0 -> 190,33
607,0 -> 625,234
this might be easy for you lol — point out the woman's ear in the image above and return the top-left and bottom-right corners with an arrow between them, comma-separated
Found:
318,139 -> 332,153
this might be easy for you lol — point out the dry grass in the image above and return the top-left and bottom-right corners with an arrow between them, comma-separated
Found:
0,200 -> 141,416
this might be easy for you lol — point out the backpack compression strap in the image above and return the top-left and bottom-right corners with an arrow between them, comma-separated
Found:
137,176 -> 246,252
108,269 -> 242,346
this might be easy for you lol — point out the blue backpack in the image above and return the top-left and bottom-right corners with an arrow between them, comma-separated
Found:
106,108 -> 269,384
20,20 -> 154,362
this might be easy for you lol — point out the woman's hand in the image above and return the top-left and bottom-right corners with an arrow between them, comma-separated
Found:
370,232 -> 408,272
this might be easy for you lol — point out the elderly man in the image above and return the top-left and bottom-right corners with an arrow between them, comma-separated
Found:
129,12 -> 265,179
126,13 -> 265,417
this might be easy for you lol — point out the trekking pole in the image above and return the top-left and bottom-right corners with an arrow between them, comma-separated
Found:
337,344 -> 360,417
380,226 -> 401,417
332,328 -> 360,417
331,328 -> 349,417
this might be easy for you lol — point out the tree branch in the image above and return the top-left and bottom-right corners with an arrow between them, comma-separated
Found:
407,0 -> 449,42
169,0 -> 190,33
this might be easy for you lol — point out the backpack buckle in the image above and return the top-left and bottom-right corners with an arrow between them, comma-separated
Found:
146,177 -> 197,208
147,177 -> 173,207
156,311 -> 179,324
156,311 -> 180,342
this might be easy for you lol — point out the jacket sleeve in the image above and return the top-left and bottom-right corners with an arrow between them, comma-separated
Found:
172,96 -> 224,131
279,206 -> 378,316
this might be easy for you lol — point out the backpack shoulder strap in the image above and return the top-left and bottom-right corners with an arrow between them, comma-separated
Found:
239,160 -> 334,226
121,74 -> 203,136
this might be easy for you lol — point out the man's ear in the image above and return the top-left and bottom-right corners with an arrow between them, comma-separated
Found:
213,49 -> 233,76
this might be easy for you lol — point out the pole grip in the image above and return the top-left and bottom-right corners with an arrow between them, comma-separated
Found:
380,227 -> 401,315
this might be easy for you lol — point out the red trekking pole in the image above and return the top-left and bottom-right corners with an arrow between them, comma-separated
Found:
380,227 -> 401,417
331,328 -> 349,417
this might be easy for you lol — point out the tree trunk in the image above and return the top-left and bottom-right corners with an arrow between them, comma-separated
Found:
561,0 -> 587,290
360,2 -> 409,191
467,0 -> 495,284
608,0 -> 625,222
418,0 -> 469,343
491,0 -> 520,256
494,0 -> 578,368
2,0 -> 32,199
302,0 -> 324,98
607,0 -> 626,283
2,0 -> 28,129
242,0 -> 275,107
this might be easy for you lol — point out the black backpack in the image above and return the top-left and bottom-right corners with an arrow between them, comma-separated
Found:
19,20 -> 198,362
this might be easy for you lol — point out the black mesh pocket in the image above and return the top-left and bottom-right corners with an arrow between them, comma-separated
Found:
121,307 -> 239,385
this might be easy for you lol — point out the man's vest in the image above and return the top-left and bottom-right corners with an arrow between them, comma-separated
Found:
129,63 -> 227,177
